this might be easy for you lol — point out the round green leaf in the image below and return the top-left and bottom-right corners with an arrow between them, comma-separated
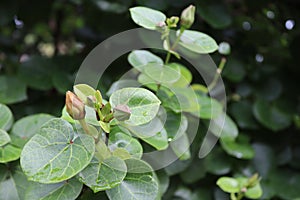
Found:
220,137 -> 254,159
216,177 -> 239,193
109,87 -> 161,126
109,131 -> 143,159
245,183 -> 263,199
167,63 -> 192,87
25,178 -> 83,200
143,63 -> 181,84
0,75 -> 27,104
0,129 -> 10,147
253,99 -> 292,131
0,144 -> 22,163
73,84 -> 96,104
0,104 -> 13,131
20,118 -> 95,183
78,156 -> 127,192
178,30 -> 218,54
210,114 -> 238,141
192,95 -> 223,119
129,6 -> 166,30
11,114 -> 54,147
128,50 -> 163,72
106,158 -> 159,200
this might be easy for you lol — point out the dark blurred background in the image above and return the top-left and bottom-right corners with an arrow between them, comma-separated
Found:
1,1 -> 300,199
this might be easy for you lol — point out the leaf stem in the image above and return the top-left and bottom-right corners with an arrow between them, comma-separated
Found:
207,57 -> 227,92
79,119 -> 90,135
165,27 -> 185,64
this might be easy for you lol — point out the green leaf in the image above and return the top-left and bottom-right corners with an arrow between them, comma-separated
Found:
20,118 -> 95,183
170,132 -> 191,160
106,158 -> 159,200
192,95 -> 223,119
253,99 -> 292,131
0,76 -> 27,104
216,177 -> 240,193
74,84 -> 96,104
143,63 -> 181,84
128,50 -> 163,72
108,131 -> 143,159
138,73 -> 159,91
0,129 -> 10,146
129,6 -> 166,30
107,80 -> 140,96
178,30 -> 218,54
109,88 -> 161,126
164,111 -> 188,140
210,114 -> 238,141
11,114 -> 54,147
220,136 -> 255,159
0,144 -> 22,163
203,147 -> 232,175
25,178 -> 83,200
0,164 -> 30,200
245,183 -> 263,199
0,104 -> 13,131
167,63 -> 192,87
78,156 -> 127,192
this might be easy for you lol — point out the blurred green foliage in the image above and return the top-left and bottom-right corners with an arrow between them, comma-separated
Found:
0,0 -> 300,199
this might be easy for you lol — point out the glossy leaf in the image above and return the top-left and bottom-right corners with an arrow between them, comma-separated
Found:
0,76 -> 27,104
20,118 -> 95,183
129,7 -> 166,30
0,129 -> 10,146
178,30 -> 218,54
11,114 -> 54,147
0,144 -> 22,163
143,63 -> 181,84
25,178 -> 83,200
78,156 -> 127,192
216,177 -> 239,193
109,87 -> 161,126
108,131 -> 143,159
0,104 -> 13,131
106,158 -> 159,200
220,136 -> 255,159
128,50 -> 163,72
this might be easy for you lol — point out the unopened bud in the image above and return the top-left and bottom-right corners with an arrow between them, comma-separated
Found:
66,91 -> 86,120
167,16 -> 179,28
113,105 -> 131,121
180,5 -> 195,29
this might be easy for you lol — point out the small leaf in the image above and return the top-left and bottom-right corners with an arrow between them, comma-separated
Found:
129,7 -> 166,30
0,144 -> 22,163
220,136 -> 255,159
245,183 -> 263,199
128,50 -> 163,72
178,30 -> 218,54
78,156 -> 127,192
25,178 -> 83,200
0,129 -> 11,146
74,84 -> 96,104
109,131 -> 143,159
0,76 -> 27,104
216,177 -> 240,193
106,158 -> 159,200
109,88 -> 161,126
20,118 -> 95,183
0,104 -> 13,131
143,63 -> 181,84
100,121 -> 111,133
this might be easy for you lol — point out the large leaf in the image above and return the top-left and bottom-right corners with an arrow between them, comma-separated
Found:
0,104 -> 13,131
253,99 -> 292,131
0,144 -> 22,163
0,129 -> 10,146
129,7 -> 166,30
0,165 -> 29,200
143,63 -> 181,84
178,30 -> 218,54
78,156 -> 126,192
20,118 -> 95,183
0,76 -> 27,104
128,50 -> 163,72
109,88 -> 161,126
11,114 -> 54,147
25,178 -> 82,200
108,131 -> 143,159
106,158 -> 159,200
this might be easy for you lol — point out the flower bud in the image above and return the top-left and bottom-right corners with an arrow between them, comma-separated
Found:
167,16 -> 179,28
180,5 -> 195,29
66,91 -> 86,120
113,105 -> 131,121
